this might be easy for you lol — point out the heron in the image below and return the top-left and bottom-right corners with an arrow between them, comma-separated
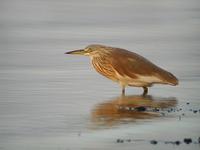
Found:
65,44 -> 178,95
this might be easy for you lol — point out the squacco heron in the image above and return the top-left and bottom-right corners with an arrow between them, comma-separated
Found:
65,44 -> 178,95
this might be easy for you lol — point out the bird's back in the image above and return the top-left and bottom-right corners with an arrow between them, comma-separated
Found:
95,47 -> 178,87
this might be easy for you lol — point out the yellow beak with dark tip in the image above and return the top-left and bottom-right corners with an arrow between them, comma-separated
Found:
65,49 -> 85,55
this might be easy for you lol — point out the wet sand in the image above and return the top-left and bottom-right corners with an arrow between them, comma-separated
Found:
0,0 -> 200,150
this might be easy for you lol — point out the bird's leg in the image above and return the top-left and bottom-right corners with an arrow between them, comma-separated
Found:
142,87 -> 148,96
122,86 -> 125,96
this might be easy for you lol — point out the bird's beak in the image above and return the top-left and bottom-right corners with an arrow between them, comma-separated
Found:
65,49 -> 86,55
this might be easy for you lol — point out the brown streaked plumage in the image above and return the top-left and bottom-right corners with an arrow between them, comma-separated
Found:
65,44 -> 178,95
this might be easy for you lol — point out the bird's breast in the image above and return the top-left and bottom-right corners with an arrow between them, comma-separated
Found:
91,57 -> 118,82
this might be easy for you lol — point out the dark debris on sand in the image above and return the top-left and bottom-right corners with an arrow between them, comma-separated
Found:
183,138 -> 192,144
150,140 -> 158,145
116,137 -> 200,146
117,100 -> 200,117
135,106 -> 146,112
114,102 -> 200,146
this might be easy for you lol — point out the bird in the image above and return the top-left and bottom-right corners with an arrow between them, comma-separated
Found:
65,44 -> 178,95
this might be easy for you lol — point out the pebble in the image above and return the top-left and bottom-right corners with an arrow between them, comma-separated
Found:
193,110 -> 198,113
135,106 -> 146,112
164,141 -> 171,144
161,112 -> 165,116
125,107 -> 130,110
128,107 -> 132,111
153,108 -> 160,112
175,141 -> 181,145
183,138 -> 192,144
126,139 -> 131,142
116,139 -> 124,143
150,140 -> 158,145
116,139 -> 120,143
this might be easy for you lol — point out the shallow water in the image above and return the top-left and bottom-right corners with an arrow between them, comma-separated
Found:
0,0 -> 200,150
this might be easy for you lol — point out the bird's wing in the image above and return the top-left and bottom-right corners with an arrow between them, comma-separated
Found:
109,48 -> 174,84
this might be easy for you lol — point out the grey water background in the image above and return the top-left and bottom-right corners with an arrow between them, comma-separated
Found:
0,0 -> 200,149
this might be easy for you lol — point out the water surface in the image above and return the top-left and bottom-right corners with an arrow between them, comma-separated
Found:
0,0 -> 200,149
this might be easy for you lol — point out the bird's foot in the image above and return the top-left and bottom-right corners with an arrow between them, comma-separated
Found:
142,87 -> 148,96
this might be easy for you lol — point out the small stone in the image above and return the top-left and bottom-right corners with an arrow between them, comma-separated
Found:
161,112 -> 165,116
183,138 -> 192,144
150,140 -> 158,145
128,107 -> 132,111
125,107 -> 130,110
164,141 -> 170,144
116,139 -> 121,143
118,106 -> 123,110
182,113 -> 185,116
175,141 -> 181,145
126,139 -> 131,142
153,108 -> 160,112
193,110 -> 198,113
198,137 -> 200,143
186,102 -> 190,105
135,106 -> 146,112
131,107 -> 135,111
116,139 -> 124,143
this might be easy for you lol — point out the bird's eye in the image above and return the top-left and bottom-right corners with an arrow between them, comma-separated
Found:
86,48 -> 93,53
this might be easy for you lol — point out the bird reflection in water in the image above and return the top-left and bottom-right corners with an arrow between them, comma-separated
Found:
91,95 -> 177,128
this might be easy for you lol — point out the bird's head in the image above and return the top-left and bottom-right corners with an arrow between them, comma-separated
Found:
65,44 -> 111,57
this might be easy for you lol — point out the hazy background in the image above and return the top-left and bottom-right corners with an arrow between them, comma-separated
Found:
0,0 -> 200,149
